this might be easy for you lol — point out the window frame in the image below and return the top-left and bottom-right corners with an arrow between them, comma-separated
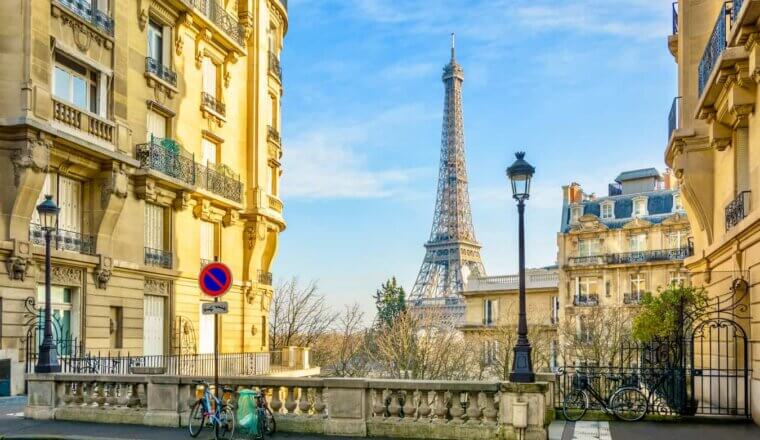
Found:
600,201 -> 615,219
628,233 -> 647,252
570,205 -> 583,224
578,238 -> 600,257
632,196 -> 648,217
147,20 -> 165,66
630,273 -> 646,295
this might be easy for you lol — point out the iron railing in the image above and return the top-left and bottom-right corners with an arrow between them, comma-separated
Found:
257,270 -> 273,285
201,92 -> 226,117
268,51 -> 282,81
623,292 -> 643,305
57,0 -> 114,36
573,294 -> 599,307
185,0 -> 245,46
144,247 -> 172,269
197,162 -> 242,202
137,136 -> 197,186
29,223 -> 95,255
606,246 -> 693,265
726,190 -> 751,231
672,2 -> 679,35
698,4 -> 729,96
733,0 -> 745,24
568,255 -> 605,266
145,57 -> 177,87
668,96 -> 681,140
267,125 -> 281,144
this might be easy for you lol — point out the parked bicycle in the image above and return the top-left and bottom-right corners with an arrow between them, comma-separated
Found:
253,389 -> 276,438
188,380 -> 236,440
562,370 -> 648,422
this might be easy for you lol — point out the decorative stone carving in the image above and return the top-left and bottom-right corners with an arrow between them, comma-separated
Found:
6,256 -> 29,281
52,5 -> 113,50
222,209 -> 239,227
711,137 -> 731,151
12,133 -> 51,186
101,162 -> 129,207
193,199 -> 212,220
94,257 -> 114,289
195,30 -> 212,69
51,266 -> 83,286
173,191 -> 194,211
245,217 -> 268,250
731,104 -> 754,128
145,278 -> 170,296
137,0 -> 149,30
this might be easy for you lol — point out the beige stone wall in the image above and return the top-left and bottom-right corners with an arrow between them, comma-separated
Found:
0,0 -> 288,394
462,288 -> 557,328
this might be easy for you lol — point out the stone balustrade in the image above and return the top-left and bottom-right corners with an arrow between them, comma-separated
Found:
26,374 -> 550,440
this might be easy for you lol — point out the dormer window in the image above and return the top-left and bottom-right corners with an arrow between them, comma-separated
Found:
632,196 -> 648,217
600,201 -> 615,219
570,205 -> 583,224
673,193 -> 684,212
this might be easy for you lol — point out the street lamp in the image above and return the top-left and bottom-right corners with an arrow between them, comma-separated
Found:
506,152 -> 535,383
35,195 -> 61,373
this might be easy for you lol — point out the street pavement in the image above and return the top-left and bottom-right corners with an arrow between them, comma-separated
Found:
552,419 -> 760,440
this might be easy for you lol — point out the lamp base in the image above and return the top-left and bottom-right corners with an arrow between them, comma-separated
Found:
34,343 -> 61,374
509,344 -> 535,383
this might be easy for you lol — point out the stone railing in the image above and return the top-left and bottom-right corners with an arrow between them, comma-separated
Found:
466,271 -> 558,292
53,99 -> 115,144
567,255 -> 605,267
26,375 -> 550,440
269,195 -> 283,213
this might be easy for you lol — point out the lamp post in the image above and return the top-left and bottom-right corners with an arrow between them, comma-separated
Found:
507,152 -> 535,383
35,195 -> 61,374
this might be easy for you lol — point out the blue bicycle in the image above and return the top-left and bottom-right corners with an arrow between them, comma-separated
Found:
188,380 -> 236,440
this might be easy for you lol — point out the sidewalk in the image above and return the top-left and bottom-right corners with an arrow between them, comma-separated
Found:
550,419 -> 760,440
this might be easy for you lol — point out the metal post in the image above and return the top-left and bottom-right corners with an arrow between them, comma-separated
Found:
510,199 -> 534,382
214,296 -> 219,400
35,228 -> 61,373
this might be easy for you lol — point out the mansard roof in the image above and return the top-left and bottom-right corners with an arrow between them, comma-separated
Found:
562,189 -> 681,233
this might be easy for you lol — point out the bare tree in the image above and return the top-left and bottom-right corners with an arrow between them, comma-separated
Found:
313,303 -> 370,377
471,325 -> 556,381
269,278 -> 337,351
559,307 -> 634,366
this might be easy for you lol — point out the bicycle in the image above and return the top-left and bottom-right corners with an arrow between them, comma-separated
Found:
188,380 -> 236,440
562,370 -> 648,422
252,389 -> 276,438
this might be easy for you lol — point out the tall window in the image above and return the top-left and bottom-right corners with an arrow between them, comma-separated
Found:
201,138 -> 218,166
673,193 -> 684,211
551,296 -> 559,324
600,201 -> 614,219
578,239 -> 600,256
147,21 -> 164,65
630,273 -> 646,294
200,221 -> 217,264
146,110 -> 166,141
670,271 -> 687,286
570,206 -> 583,224
633,197 -> 648,217
54,54 -> 100,114
578,277 -> 598,297
109,306 -> 123,349
483,299 -> 498,326
667,230 -> 688,249
36,286 -> 78,354
629,233 -> 647,252
202,57 -> 218,98
144,203 -> 165,251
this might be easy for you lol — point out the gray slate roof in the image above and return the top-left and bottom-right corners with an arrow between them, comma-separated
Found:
615,168 -> 661,183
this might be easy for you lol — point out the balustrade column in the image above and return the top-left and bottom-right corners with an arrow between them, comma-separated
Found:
449,391 -> 465,423
433,390 -> 448,422
313,388 -> 326,417
297,387 -> 312,414
387,390 -> 401,419
270,387 -> 282,414
371,389 -> 385,418
284,387 -> 297,414
482,392 -> 498,424
417,390 -> 432,421
465,392 -> 482,424
402,390 -> 417,421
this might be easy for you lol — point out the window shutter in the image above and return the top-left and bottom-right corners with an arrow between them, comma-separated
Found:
147,110 -> 166,141
144,204 -> 164,250
58,176 -> 81,233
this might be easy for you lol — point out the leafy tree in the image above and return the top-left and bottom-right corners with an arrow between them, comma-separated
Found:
632,284 -> 708,342
373,277 -> 406,328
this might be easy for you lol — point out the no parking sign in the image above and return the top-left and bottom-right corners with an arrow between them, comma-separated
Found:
198,262 -> 233,298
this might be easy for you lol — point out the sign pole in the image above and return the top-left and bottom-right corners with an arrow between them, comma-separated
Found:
197,259 -> 232,403
214,295 -> 219,401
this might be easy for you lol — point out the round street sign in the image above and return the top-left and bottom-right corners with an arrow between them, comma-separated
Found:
198,262 -> 233,297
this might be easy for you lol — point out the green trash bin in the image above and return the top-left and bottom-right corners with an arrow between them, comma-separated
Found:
236,389 -> 260,437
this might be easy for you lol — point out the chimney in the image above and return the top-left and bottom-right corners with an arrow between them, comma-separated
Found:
564,182 -> 583,204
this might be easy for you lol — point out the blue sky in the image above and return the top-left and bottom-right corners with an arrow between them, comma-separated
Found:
273,0 -> 677,317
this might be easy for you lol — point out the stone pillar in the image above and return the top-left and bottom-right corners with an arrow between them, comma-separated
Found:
499,382 -> 549,440
323,378 -> 368,437
145,376 -> 182,427
24,374 -> 57,420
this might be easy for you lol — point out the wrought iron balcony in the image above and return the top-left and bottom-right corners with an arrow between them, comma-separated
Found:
144,247 -> 172,269
185,0 -> 245,46
145,57 -> 177,87
606,246 -> 693,265
698,5 -> 729,96
201,92 -> 226,117
197,162 -> 242,203
672,2 -> 678,35
733,0 -> 745,24
726,190 -> 751,231
668,96 -> 681,140
257,270 -> 273,285
267,125 -> 281,144
573,294 -> 598,307
57,0 -> 114,36
137,136 -> 196,187
268,51 -> 282,81
568,255 -> 605,266
623,292 -> 643,305
29,223 -> 95,255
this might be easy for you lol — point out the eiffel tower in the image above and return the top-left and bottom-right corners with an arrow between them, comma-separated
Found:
409,35 -> 485,322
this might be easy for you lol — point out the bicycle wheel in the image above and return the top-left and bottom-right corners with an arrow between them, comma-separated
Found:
215,404 -> 236,440
610,387 -> 648,422
264,406 -> 276,434
188,400 -> 205,437
562,389 -> 588,421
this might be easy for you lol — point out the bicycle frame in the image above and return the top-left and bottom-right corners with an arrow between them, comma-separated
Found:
199,384 -> 224,425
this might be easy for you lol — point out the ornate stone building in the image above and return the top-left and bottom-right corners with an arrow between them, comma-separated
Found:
557,169 -> 691,360
665,0 -> 759,423
0,0 -> 287,394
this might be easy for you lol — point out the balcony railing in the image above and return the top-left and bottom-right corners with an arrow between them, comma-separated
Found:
145,57 -> 177,87
137,136 -> 197,187
568,255 -> 605,266
29,224 -> 95,255
668,96 -> 681,140
623,292 -> 643,305
672,2 -> 678,35
606,246 -> 693,265
733,0 -> 745,24
268,195 -> 283,213
698,5 -> 729,96
144,247 -> 172,269
201,92 -> 226,117
257,270 -> 273,285
573,294 -> 599,307
726,190 -> 751,231
185,0 -> 245,47
57,0 -> 114,36
267,125 -> 281,144
269,51 -> 282,81
52,99 -> 115,144
197,162 -> 242,203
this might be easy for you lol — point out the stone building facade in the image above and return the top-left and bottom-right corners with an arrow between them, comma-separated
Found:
557,169 -> 691,361
0,0 -> 287,394
665,0 -> 760,424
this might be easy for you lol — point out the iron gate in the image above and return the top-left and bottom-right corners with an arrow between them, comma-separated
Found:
555,278 -> 751,418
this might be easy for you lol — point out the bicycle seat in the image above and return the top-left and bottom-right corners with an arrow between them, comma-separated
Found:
222,386 -> 234,393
